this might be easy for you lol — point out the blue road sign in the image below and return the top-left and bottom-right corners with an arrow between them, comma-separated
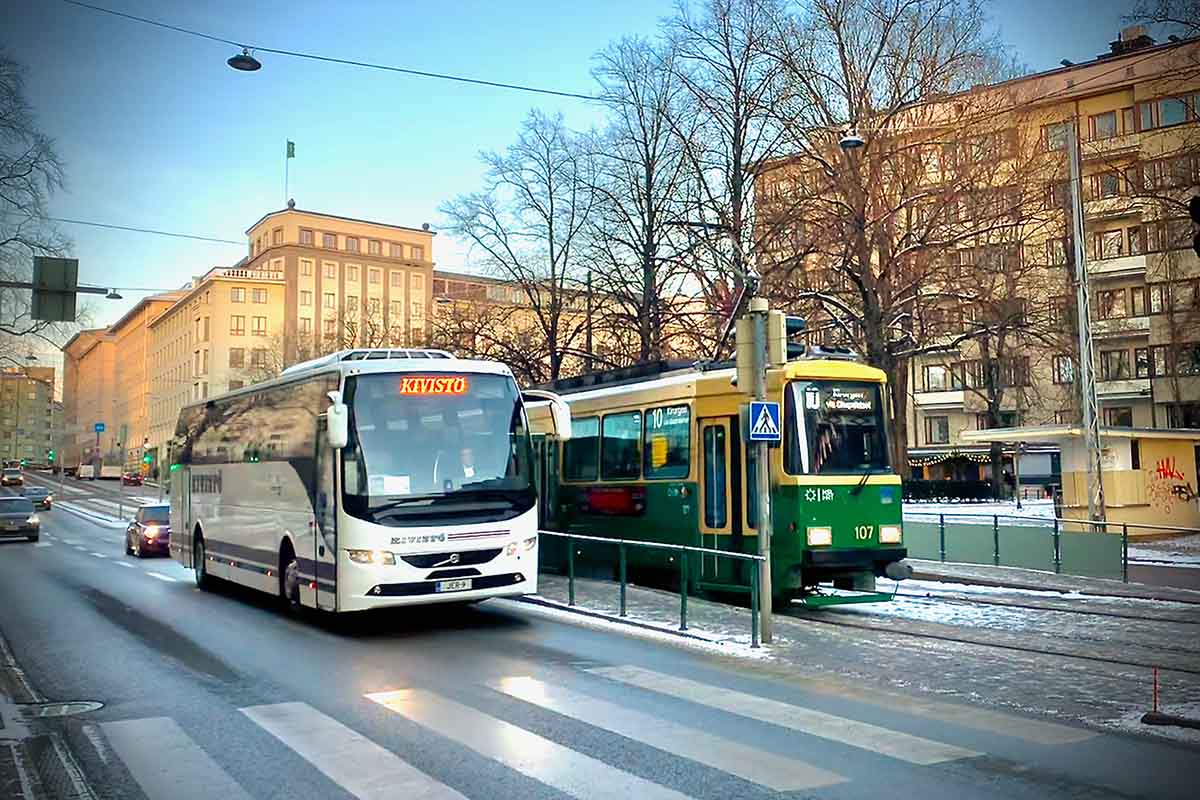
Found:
94,422 -> 105,433
748,401 -> 781,442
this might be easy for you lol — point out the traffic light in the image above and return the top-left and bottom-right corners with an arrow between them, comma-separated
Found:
1190,195 -> 1200,258
142,452 -> 152,465
767,311 -> 807,365
20,459 -> 27,467
47,449 -> 55,464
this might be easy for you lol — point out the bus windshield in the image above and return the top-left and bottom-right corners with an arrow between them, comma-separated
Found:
785,380 -> 890,474
341,372 -> 536,526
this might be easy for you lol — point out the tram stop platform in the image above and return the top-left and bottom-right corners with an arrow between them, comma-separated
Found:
908,559 -> 1200,604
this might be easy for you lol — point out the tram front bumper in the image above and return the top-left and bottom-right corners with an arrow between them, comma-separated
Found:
792,547 -> 909,583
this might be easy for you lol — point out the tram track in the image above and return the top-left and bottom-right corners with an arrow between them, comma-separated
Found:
780,607 -> 1200,676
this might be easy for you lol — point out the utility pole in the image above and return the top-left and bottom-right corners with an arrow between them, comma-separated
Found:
1067,120 -> 1106,527
748,296 -> 774,644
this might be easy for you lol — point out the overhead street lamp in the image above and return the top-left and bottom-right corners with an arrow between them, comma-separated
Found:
227,48 -> 262,71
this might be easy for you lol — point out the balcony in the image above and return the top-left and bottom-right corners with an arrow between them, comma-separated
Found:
1084,195 -> 1142,220
1092,315 -> 1150,337
1096,377 -> 1150,398
914,389 -> 966,408
1088,253 -> 1146,276
1080,132 -> 1140,161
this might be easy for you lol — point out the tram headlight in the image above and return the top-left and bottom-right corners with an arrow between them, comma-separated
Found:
879,525 -> 902,544
347,549 -> 395,565
806,526 -> 832,546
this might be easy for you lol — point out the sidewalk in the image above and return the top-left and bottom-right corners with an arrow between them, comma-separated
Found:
908,559 -> 1200,603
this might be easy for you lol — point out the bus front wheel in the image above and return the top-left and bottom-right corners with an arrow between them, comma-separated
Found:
194,532 -> 211,590
280,542 -> 301,611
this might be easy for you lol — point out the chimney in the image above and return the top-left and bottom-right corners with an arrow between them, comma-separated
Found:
1103,24 -> 1156,57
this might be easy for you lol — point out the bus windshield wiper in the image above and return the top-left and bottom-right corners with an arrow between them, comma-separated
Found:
850,468 -> 873,496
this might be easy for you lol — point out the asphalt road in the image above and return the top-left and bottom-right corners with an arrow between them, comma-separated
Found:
0,506 -> 1196,800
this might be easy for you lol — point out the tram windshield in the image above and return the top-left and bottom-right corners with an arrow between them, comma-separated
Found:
785,380 -> 890,475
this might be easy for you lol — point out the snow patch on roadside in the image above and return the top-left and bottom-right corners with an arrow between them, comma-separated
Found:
1106,702 -> 1200,745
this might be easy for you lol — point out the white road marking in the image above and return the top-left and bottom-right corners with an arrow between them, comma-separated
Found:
34,541 -> 52,548
62,539 -> 80,545
491,676 -> 844,792
115,561 -> 135,569
101,717 -> 252,800
73,545 -> 88,551
242,701 -> 467,800
89,552 -> 107,559
367,689 -> 694,800
146,572 -> 176,582
590,665 -> 978,765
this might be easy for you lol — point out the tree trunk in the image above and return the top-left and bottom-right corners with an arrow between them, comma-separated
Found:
989,441 -> 1005,501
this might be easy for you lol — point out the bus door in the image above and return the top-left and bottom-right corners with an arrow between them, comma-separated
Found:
314,416 -> 338,611
174,465 -> 193,567
697,417 -> 733,579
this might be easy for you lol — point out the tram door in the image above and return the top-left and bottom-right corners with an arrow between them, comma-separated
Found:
698,418 -> 732,579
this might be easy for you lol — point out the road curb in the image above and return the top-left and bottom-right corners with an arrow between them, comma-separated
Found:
515,595 -> 722,644
1141,712 -> 1200,730
909,569 -> 1200,605
52,504 -> 125,530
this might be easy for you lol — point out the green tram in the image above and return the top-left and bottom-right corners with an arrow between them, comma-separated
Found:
531,352 -> 911,605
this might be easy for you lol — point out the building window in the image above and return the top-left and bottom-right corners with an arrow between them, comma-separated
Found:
1054,410 -> 1074,425
346,294 -> 358,312
346,264 -> 359,282
1089,111 -> 1117,140
300,290 -> 312,307
1127,225 -> 1144,255
411,245 -> 425,260
1094,230 -> 1123,260
1130,286 -> 1148,316
390,243 -> 405,258
1121,107 -> 1135,135
1166,403 -> 1200,428
250,348 -> 267,367
230,287 -> 245,303
345,237 -> 359,253
228,380 -> 244,390
230,315 -> 245,336
323,318 -> 336,336
251,288 -> 267,304
412,273 -> 425,293
1159,96 -> 1189,127
1135,347 -> 1150,378
1052,355 -> 1074,384
925,416 -> 950,444
390,271 -> 404,287
1095,172 -> 1121,199
1100,349 -> 1131,381
251,316 -> 267,336
272,228 -> 283,245
229,348 -> 244,368
300,259 -> 313,277
1103,406 -> 1133,427
322,233 -> 337,249
368,240 -> 381,255
389,300 -> 402,319
1096,288 -> 1127,319
299,229 -> 314,245
323,292 -> 335,309
324,262 -> 337,279
923,364 -> 955,392
298,317 -> 311,335
369,268 -> 381,285
367,297 -> 381,315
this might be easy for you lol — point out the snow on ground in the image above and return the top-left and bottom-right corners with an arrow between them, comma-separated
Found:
1107,702 -> 1200,745
1129,533 -> 1200,565
903,499 -> 1055,524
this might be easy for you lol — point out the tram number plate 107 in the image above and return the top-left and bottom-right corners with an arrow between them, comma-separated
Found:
436,578 -> 473,593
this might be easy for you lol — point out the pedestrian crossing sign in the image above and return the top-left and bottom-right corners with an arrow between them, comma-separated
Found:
749,401 -> 781,442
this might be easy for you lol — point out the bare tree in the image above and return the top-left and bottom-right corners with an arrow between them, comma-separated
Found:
441,111 -> 595,382
0,49 -> 76,359
1129,0 -> 1200,35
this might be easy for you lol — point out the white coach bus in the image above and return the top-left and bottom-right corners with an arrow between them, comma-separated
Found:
169,348 -> 570,613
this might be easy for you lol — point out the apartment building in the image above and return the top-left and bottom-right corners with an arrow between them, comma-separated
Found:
61,329 -> 116,469
0,366 -> 57,465
755,27 -> 1200,481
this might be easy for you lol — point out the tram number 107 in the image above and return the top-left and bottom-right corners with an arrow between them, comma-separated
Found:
854,525 -> 874,541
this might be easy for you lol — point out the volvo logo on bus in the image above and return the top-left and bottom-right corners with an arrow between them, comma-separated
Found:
433,553 -> 461,568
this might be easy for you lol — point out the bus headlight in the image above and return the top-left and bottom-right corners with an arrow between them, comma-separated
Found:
523,536 -> 537,550
347,549 -> 395,565
880,525 -> 902,544
806,526 -> 832,546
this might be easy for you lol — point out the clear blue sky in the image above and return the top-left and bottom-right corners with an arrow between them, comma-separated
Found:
2,0 -> 1144,334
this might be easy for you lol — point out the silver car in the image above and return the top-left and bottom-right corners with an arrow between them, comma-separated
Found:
0,497 -> 39,542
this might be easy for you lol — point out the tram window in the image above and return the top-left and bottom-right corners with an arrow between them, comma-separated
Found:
702,425 -> 727,528
644,405 -> 690,479
563,416 -> 599,481
601,412 -> 642,480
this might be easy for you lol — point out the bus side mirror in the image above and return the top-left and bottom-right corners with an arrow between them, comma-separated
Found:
327,391 -> 349,449
521,390 -> 572,440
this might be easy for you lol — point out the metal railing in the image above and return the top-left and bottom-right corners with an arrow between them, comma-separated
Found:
904,511 -> 1200,582
538,530 -> 768,647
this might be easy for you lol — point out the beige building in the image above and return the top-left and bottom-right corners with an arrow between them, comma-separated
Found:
756,28 -> 1200,485
1,366 -> 57,465
62,329 -> 116,470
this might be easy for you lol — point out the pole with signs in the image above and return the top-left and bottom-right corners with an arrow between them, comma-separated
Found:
748,297 -> 775,644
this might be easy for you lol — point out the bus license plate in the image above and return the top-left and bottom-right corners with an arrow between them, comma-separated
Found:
436,578 -> 472,593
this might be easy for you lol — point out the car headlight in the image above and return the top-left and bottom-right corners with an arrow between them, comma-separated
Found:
880,525 -> 902,544
26,515 -> 39,525
346,549 -> 395,565
144,526 -> 161,538
806,526 -> 832,546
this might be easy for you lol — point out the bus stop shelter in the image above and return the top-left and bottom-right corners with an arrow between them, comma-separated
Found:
962,425 -> 1200,534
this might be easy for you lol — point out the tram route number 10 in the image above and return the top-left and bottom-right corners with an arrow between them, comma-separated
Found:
854,525 -> 874,541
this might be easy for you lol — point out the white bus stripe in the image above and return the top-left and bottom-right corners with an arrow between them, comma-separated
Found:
489,677 -> 843,792
366,689 -> 695,800
101,717 -> 252,800
242,701 -> 466,800
589,665 -> 978,765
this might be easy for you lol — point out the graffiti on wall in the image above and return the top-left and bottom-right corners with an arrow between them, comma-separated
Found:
1147,456 -> 1197,514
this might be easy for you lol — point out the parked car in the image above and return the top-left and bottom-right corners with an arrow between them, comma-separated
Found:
1,468 -> 23,487
125,503 -> 170,557
121,472 -> 143,486
0,497 -> 39,542
20,486 -> 52,511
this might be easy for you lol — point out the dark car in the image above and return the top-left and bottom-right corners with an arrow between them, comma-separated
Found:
21,486 -> 52,511
121,472 -> 144,486
0,497 -> 39,542
1,468 -> 22,487
126,504 -> 170,557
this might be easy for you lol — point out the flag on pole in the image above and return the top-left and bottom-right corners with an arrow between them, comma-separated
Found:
286,140 -> 295,158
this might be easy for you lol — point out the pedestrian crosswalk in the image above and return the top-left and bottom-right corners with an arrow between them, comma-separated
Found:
92,664 -> 1094,800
